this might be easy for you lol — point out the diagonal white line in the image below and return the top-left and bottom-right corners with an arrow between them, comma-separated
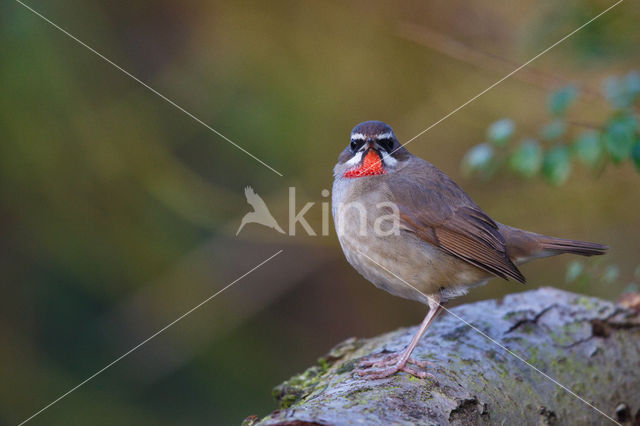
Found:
353,0 -> 623,179
18,249 -> 284,426
400,0 -> 623,148
13,0 -> 284,177
354,248 -> 620,425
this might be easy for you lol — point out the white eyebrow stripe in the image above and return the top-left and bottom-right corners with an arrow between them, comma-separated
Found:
376,132 -> 393,139
350,133 -> 366,140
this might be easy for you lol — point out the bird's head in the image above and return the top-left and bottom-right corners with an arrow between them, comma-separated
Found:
334,121 -> 409,179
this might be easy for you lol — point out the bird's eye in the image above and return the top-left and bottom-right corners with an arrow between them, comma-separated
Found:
350,139 -> 363,151
378,138 -> 394,151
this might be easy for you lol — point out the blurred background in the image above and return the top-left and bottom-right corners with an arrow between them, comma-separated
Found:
1,0 -> 639,424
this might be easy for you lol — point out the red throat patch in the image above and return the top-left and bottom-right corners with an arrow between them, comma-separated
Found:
344,150 -> 387,178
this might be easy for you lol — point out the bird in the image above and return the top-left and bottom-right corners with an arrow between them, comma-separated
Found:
236,186 -> 285,235
331,120 -> 607,380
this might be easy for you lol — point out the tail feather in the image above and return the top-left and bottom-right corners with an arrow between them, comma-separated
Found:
539,237 -> 608,257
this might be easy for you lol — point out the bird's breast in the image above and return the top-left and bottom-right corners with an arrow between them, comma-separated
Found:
331,176 -> 490,303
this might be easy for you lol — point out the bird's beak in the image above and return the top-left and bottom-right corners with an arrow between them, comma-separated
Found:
365,141 -> 384,152
365,141 -> 385,156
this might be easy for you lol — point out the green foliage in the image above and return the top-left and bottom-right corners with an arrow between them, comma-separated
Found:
573,131 -> 603,167
463,72 -> 640,184
565,260 -> 584,283
565,260 -> 638,290
487,118 -> 515,146
602,264 -> 620,285
632,141 -> 640,171
509,139 -> 542,177
542,146 -> 571,185
548,84 -> 578,116
462,143 -> 495,177
603,113 -> 637,164
603,71 -> 640,108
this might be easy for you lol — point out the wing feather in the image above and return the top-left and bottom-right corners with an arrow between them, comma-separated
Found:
388,159 -> 525,283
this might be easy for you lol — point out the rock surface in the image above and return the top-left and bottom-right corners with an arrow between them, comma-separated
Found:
252,288 -> 640,425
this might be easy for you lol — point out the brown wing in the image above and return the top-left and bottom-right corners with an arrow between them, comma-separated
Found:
387,158 -> 525,283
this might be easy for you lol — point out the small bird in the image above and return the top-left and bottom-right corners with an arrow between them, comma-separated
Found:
236,186 -> 285,235
332,121 -> 607,380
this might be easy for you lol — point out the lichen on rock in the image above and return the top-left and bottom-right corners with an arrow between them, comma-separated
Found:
252,288 -> 640,425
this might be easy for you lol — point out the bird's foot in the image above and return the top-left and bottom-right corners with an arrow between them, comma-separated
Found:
354,352 -> 437,381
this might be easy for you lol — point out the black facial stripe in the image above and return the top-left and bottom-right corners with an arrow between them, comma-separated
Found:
377,138 -> 394,151
350,139 -> 365,151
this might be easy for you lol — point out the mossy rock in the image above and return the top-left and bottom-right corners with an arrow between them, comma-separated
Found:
249,288 -> 640,425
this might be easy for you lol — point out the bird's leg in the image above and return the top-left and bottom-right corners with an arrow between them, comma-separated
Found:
355,295 -> 443,380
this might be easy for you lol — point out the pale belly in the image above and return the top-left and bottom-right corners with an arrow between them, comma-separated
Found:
332,183 -> 490,304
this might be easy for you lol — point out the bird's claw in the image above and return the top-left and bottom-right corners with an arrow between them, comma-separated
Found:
355,352 -> 437,381
359,353 -> 432,368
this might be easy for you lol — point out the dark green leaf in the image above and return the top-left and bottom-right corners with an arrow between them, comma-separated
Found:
509,139 -> 542,177
542,145 -> 571,185
462,143 -> 494,176
573,131 -> 603,168
548,85 -> 579,116
603,113 -> 637,164
632,140 -> 640,172
487,119 -> 515,146
540,120 -> 567,141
